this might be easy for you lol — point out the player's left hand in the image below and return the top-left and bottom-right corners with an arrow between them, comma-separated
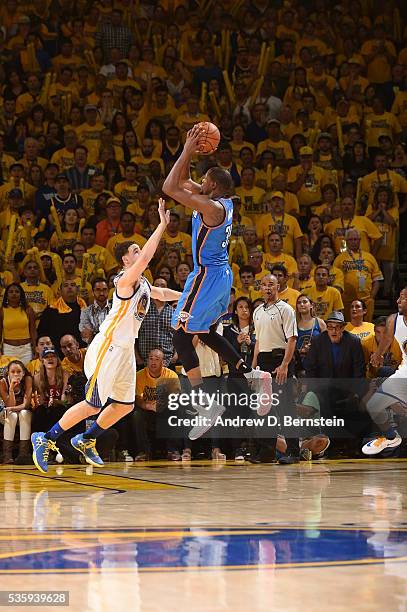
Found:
185,124 -> 205,153
158,197 -> 170,225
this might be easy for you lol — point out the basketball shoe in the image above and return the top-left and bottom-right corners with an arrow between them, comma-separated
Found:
362,433 -> 402,455
31,432 -> 60,474
188,393 -> 225,440
244,367 -> 273,416
71,434 -> 104,466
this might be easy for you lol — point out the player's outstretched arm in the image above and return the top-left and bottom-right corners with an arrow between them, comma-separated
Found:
371,313 -> 396,367
163,125 -> 224,223
150,286 -> 182,301
118,199 -> 170,291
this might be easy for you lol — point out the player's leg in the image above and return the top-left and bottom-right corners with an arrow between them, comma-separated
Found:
362,385 -> 403,455
71,402 -> 134,466
32,399 -> 101,473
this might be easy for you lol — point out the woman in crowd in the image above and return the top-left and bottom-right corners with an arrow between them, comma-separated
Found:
175,262 -> 191,292
0,284 -> 37,365
50,207 -> 80,252
32,347 -> 69,433
296,294 -> 326,373
141,202 -> 160,239
0,360 -> 33,464
344,299 -> 375,341
223,297 -> 256,462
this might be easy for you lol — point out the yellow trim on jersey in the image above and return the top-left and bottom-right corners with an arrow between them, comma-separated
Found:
85,299 -> 130,402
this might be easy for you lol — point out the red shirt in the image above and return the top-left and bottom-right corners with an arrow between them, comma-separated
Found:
96,219 -> 122,247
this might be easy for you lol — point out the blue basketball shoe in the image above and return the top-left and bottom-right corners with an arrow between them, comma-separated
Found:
71,434 -> 104,466
31,432 -> 60,474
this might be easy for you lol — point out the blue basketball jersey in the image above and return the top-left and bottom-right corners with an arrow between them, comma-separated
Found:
191,198 -> 233,268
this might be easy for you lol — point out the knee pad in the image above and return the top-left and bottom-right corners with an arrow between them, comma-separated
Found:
172,329 -> 200,372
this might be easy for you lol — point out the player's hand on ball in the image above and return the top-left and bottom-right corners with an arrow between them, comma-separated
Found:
185,124 -> 205,153
158,197 -> 170,225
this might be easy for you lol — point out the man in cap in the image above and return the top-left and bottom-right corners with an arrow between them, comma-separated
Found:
257,119 -> 294,167
76,105 -> 105,151
256,191 -> 303,259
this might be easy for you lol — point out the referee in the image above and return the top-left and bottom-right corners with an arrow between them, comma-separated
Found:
252,273 -> 300,464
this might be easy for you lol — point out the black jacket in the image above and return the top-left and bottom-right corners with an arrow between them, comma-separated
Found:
305,330 -> 366,379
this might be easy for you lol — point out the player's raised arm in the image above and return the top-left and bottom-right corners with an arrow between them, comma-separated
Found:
370,313 -> 396,367
150,286 -> 182,301
117,199 -> 170,292
162,125 -> 226,226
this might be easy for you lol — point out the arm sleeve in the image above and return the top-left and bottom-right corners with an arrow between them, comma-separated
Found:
281,304 -> 298,339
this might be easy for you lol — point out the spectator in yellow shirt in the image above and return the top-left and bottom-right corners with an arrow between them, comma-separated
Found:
21,261 -> 54,322
162,211 -> 192,264
270,263 -> 300,309
60,334 -> 87,374
333,229 -> 383,321
51,130 -> 78,171
256,119 -> 294,167
287,146 -> 329,215
175,95 -> 209,138
361,25 -> 396,84
306,265 -> 344,320
235,167 -> 266,217
362,316 -> 402,378
106,211 -> 146,255
324,196 -> 382,256
344,299 -> 375,341
263,232 -> 298,278
364,96 -> 402,148
256,191 -> 303,258
360,152 -> 407,209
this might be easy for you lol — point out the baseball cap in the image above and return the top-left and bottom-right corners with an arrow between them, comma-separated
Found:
267,119 -> 281,126
8,188 -> 23,198
42,347 -> 57,358
56,173 -> 69,181
106,197 -> 121,207
317,132 -> 332,141
84,104 -> 98,112
326,311 -> 345,324
299,146 -> 313,156
348,56 -> 363,66
271,191 -> 285,199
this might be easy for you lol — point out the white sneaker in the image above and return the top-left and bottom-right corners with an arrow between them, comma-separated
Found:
362,434 -> 402,455
188,393 -> 225,440
244,367 -> 273,416
122,450 -> 134,462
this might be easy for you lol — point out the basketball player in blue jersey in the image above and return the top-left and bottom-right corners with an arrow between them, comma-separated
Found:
31,200 -> 182,473
163,125 -> 273,439
362,287 -> 407,455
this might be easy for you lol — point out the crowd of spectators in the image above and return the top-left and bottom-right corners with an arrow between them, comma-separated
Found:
0,0 -> 406,463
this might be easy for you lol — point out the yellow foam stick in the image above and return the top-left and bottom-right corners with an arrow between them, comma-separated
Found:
32,247 -> 47,283
50,205 -> 63,241
5,215 -> 17,261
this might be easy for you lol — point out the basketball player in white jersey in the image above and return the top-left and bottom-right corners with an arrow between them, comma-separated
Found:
362,287 -> 407,454
32,199 -> 181,473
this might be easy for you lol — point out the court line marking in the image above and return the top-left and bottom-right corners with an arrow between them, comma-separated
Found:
0,556 -> 406,574
11,470 -> 126,493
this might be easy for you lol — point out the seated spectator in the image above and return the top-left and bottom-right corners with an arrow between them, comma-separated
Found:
0,360 -> 33,464
20,260 -> 54,322
38,280 -> 87,357
345,299 -> 375,341
32,347 -> 69,433
362,316 -> 402,379
79,278 -> 111,345
60,335 -> 87,375
0,283 -> 37,365
133,349 -> 181,461
306,265 -> 344,320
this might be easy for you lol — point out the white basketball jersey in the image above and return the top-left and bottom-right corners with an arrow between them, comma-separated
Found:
394,314 -> 407,369
98,274 -> 151,346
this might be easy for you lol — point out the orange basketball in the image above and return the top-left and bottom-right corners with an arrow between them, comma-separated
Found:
197,122 -> 221,154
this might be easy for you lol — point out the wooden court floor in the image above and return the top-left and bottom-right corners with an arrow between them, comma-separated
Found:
0,459 -> 406,611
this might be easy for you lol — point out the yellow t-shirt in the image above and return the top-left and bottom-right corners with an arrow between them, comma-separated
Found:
86,244 -> 117,273
61,348 -> 87,375
136,366 -> 180,408
391,91 -> 407,129
344,321 -> 375,341
51,148 -> 75,171
324,216 -> 383,255
263,253 -> 298,278
21,282 -> 54,318
305,286 -> 344,319
361,39 -> 396,83
106,232 -> 147,256
235,185 -> 266,216
27,357 -> 42,377
278,286 -> 300,310
256,139 -> 293,162
365,205 -> 399,261
333,250 -> 384,304
256,213 -> 303,256
364,112 -> 402,147
361,334 -> 402,378
287,164 -> 329,209
360,170 -> 407,209
162,232 -> 192,259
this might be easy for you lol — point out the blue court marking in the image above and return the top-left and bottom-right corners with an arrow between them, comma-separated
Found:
1,527 -> 406,573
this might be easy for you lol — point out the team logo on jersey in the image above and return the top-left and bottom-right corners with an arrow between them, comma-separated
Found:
178,311 -> 192,323
135,292 -> 149,321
